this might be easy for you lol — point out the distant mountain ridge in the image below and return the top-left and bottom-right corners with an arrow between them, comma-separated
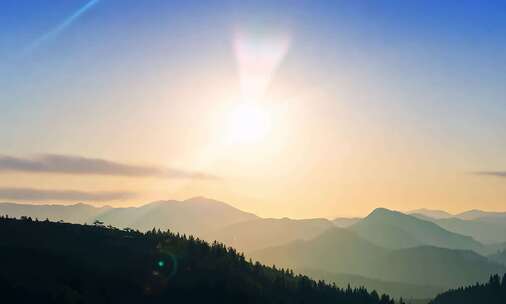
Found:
455,210 -> 506,221
332,217 -> 361,227
0,197 -> 258,237
409,209 -> 453,219
252,228 -> 506,290
409,209 -> 506,245
0,201 -> 111,223
409,208 -> 506,221
205,217 -> 334,252
420,217 -> 506,245
351,208 -> 484,253
251,227 -> 387,277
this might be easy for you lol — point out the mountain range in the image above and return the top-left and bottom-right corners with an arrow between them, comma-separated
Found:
204,217 -> 334,252
409,211 -> 506,245
1,198 -> 506,300
0,217 -> 398,304
409,209 -> 506,221
350,208 -> 484,253
251,226 -> 505,289
0,197 -> 258,237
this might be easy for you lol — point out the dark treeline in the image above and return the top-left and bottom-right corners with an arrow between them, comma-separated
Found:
430,273 -> 506,304
0,216 -> 401,304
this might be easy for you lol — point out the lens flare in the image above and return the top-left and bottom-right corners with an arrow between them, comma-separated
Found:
234,29 -> 291,102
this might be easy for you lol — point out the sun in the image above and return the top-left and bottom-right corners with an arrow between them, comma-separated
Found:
225,102 -> 271,145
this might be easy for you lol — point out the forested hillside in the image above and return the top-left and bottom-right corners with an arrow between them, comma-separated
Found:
430,274 -> 506,304
0,217 -> 399,304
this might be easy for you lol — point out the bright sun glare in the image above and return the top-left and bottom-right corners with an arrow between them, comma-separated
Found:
226,102 -> 271,145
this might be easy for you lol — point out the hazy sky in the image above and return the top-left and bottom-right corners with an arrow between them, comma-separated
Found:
1,0 -> 505,218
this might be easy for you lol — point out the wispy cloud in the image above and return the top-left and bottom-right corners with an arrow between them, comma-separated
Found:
0,154 -> 218,180
23,0 -> 101,55
473,171 -> 506,178
0,187 -> 134,202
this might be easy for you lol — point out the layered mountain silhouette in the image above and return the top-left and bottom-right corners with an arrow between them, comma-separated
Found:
373,246 -> 504,287
94,197 -> 258,236
205,217 -> 334,252
409,209 -> 453,219
413,216 -> 506,245
409,208 -> 506,247
252,227 -> 505,288
252,227 -> 386,276
0,217 -> 398,304
0,202 -> 111,224
410,208 -> 506,222
350,208 -> 484,253
0,197 -> 257,237
455,210 -> 506,221
333,217 -> 361,227
2,199 -> 506,300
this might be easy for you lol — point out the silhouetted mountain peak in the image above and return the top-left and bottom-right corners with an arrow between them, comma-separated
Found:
183,196 -> 235,207
142,197 -> 241,211
366,207 -> 406,220
352,207 -> 485,253
184,196 -> 212,202
70,202 -> 111,210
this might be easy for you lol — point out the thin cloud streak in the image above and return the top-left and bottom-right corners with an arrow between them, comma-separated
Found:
0,154 -> 219,180
0,187 -> 134,202
473,171 -> 506,178
23,0 -> 101,55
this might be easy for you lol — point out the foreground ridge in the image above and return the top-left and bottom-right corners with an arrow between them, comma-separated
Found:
0,216 -> 399,304
430,274 -> 506,304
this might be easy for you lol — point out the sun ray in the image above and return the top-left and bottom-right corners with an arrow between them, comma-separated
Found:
234,29 -> 291,103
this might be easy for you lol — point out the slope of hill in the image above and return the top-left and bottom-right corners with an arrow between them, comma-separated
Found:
0,217 -> 398,304
455,210 -> 506,221
489,250 -> 506,266
350,208 -> 484,253
410,213 -> 436,222
422,217 -> 506,245
429,274 -> 506,304
252,227 -> 506,289
205,217 -> 334,252
0,197 -> 258,237
333,217 -> 361,227
408,209 -> 452,219
371,246 -> 505,287
95,197 -> 258,235
251,227 -> 387,277
302,268 -> 444,300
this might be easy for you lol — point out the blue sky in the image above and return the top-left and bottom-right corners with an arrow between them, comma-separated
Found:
0,0 -> 505,217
